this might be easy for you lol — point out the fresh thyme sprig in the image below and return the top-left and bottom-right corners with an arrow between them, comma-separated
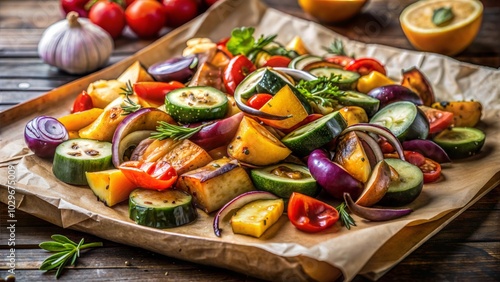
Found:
336,202 -> 356,230
295,75 -> 345,107
120,80 -> 141,115
323,39 -> 347,56
151,121 -> 209,141
39,234 -> 103,279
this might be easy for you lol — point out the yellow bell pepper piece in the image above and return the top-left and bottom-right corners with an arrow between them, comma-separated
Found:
431,101 -> 482,127
338,106 -> 368,126
58,108 -> 104,132
231,198 -> 284,238
259,85 -> 309,130
357,71 -> 395,94
286,36 -> 310,55
86,169 -> 137,207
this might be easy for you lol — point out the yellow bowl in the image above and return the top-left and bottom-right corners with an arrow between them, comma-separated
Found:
400,0 -> 483,56
298,0 -> 368,23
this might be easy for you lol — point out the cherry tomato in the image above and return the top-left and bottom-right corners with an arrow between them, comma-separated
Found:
124,0 -> 136,7
162,0 -> 199,28
89,1 -> 126,39
60,0 -> 90,17
378,138 -> 394,154
262,55 -> 292,68
345,58 -> 386,76
287,192 -> 339,233
125,0 -> 166,39
223,55 -> 256,95
71,91 -> 93,113
133,81 -> 185,106
403,150 -> 426,167
247,93 -> 273,109
216,37 -> 233,59
420,106 -> 454,134
420,158 -> 442,183
119,160 -> 177,190
324,55 -> 354,67
281,113 -> 323,134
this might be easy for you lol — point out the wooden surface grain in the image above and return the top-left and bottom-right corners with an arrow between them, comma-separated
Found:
0,0 -> 499,281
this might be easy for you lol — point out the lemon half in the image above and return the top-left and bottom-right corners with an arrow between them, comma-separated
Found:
400,0 -> 483,56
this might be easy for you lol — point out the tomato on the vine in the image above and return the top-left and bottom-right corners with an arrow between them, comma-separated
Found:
125,0 -> 167,39
162,0 -> 199,28
223,55 -> 256,95
287,192 -> 339,233
61,0 -> 90,17
345,58 -> 386,76
71,91 -> 93,113
89,1 -> 126,39
247,93 -> 273,109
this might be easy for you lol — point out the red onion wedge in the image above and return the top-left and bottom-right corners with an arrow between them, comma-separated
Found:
213,190 -> 279,237
147,55 -> 198,83
24,116 -> 69,158
112,108 -> 176,167
355,131 -> 384,164
341,123 -> 405,162
402,139 -> 451,164
368,84 -> 423,108
344,193 -> 413,221
190,112 -> 244,152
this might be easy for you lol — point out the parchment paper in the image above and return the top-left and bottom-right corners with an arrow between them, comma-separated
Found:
1,0 -> 499,281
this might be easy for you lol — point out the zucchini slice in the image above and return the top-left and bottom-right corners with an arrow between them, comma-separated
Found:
288,54 -> 322,70
432,127 -> 485,159
53,138 -> 112,186
309,68 -> 360,90
379,158 -> 423,206
165,86 -> 228,123
338,90 -> 380,117
129,188 -> 197,229
281,111 -> 347,156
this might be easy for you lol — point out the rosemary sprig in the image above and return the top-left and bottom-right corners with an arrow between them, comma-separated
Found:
39,234 -> 103,279
120,80 -> 141,115
336,202 -> 356,230
323,38 -> 347,56
151,121 -> 209,141
295,75 -> 345,107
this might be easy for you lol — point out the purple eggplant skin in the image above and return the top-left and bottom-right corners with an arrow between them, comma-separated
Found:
402,139 -> 451,164
147,55 -> 198,83
368,85 -> 423,108
344,193 -> 413,221
307,149 -> 364,200
189,112 -> 244,152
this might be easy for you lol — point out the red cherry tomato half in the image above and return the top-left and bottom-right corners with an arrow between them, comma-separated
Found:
421,158 -> 442,183
247,93 -> 273,109
223,55 -> 256,95
119,160 -> 177,190
420,106 -> 454,134
287,192 -> 339,233
281,113 -> 323,134
324,55 -> 354,67
162,0 -> 199,28
71,90 -> 93,113
125,0 -> 166,39
378,138 -> 395,154
262,55 -> 292,68
345,58 -> 387,76
133,81 -> 185,106
89,1 -> 126,39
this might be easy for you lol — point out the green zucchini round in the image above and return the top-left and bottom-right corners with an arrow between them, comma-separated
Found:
432,127 -> 485,159
378,158 -> 423,206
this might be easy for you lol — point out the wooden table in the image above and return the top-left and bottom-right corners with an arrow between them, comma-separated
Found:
0,0 -> 498,281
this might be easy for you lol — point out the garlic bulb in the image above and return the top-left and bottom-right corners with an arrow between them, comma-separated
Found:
38,12 -> 114,75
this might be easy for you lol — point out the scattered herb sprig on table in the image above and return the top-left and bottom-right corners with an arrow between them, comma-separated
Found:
39,235 -> 103,279
151,121 -> 210,141
295,75 -> 345,108
120,80 -> 141,115
337,202 -> 356,230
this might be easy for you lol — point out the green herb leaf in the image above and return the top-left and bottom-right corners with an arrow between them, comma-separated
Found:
120,80 -> 141,115
336,202 -> 356,230
39,235 -> 102,279
323,39 -> 347,56
295,75 -> 344,107
151,121 -> 209,141
433,7 -> 454,26
226,26 -> 278,58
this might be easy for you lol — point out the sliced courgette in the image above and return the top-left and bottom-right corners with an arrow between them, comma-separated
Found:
288,54 -> 322,70
378,158 -> 423,206
129,188 -> 197,229
53,138 -> 112,186
337,90 -> 380,117
370,101 -> 429,141
432,127 -> 485,159
309,68 -> 360,90
165,86 -> 228,123
250,163 -> 319,198
281,111 -> 347,156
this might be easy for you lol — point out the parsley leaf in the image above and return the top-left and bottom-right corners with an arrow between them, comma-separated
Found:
226,27 -> 277,57
295,75 -> 345,107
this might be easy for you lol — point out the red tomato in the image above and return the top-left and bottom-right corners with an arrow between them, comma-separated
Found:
71,91 -> 93,113
162,0 -> 199,28
247,93 -> 273,109
281,114 -> 323,134
133,81 -> 185,105
119,160 -> 177,190
60,0 -> 90,17
125,0 -> 166,39
421,158 -> 442,183
345,58 -> 386,76
223,55 -> 256,95
124,0 -> 136,7
89,1 -> 126,39
324,55 -> 354,67
287,192 -> 339,233
262,55 -> 292,68
378,138 -> 394,154
403,150 -> 426,167
216,37 -> 233,59
420,106 -> 454,134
